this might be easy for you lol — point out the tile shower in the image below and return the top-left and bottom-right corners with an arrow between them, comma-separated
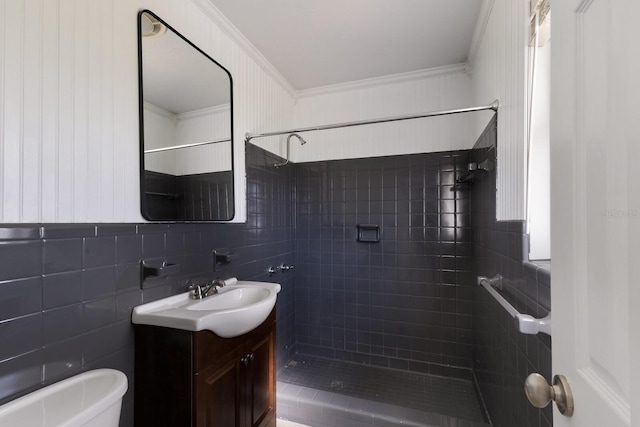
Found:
0,122 -> 551,427
294,152 -> 475,377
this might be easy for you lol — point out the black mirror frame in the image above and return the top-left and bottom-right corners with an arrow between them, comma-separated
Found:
137,9 -> 235,222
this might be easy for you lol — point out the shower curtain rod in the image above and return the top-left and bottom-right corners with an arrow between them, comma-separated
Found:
245,99 -> 499,143
144,137 -> 231,154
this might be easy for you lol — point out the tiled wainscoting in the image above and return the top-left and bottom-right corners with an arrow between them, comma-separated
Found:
470,119 -> 552,427
0,144 -> 296,427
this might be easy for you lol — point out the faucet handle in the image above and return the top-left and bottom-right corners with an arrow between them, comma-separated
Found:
279,263 -> 294,272
207,278 -> 226,295
189,284 -> 204,300
211,278 -> 226,288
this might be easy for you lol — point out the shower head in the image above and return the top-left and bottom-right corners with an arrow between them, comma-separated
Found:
288,133 -> 307,145
273,133 -> 307,167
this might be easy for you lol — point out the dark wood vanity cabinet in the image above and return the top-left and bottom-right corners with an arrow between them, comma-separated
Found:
135,309 -> 276,427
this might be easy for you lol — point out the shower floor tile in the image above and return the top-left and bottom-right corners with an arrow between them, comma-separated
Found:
278,354 -> 487,424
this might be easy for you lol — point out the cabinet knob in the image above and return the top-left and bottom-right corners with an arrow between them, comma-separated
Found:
241,353 -> 254,366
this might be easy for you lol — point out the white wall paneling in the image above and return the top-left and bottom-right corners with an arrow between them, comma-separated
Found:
0,0 -> 295,222
289,66 -> 489,163
143,103 -> 177,175
174,106 -> 232,175
143,103 -> 232,175
2,0 -> 524,223
469,0 -> 528,220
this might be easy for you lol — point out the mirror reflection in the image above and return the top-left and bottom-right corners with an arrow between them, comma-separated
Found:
139,10 -> 234,221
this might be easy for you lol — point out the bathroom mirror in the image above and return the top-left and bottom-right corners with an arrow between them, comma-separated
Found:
138,10 -> 234,221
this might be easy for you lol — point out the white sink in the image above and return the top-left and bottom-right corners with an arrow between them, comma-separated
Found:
132,279 -> 280,338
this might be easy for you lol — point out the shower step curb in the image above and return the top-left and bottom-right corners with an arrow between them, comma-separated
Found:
277,381 -> 490,427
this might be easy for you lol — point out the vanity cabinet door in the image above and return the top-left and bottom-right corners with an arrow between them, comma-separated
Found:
135,309 -> 276,427
244,327 -> 276,427
195,353 -> 242,427
134,325 -> 194,427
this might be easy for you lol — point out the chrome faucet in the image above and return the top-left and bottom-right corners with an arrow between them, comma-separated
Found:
190,278 -> 227,300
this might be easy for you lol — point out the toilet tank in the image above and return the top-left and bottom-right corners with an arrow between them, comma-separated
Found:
0,369 -> 128,427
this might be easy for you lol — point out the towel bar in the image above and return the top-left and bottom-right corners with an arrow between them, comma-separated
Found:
477,275 -> 551,336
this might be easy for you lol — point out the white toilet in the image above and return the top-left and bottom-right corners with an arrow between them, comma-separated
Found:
0,369 -> 128,427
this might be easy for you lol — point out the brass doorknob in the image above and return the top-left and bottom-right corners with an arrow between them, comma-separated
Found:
524,373 -> 574,416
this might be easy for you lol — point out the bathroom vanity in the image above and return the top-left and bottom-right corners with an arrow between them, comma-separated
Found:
134,309 -> 276,427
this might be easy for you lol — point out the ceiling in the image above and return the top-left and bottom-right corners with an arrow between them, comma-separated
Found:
210,0 -> 484,91
142,12 -> 231,114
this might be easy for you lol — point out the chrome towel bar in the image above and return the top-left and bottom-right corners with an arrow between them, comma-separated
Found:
477,275 -> 551,336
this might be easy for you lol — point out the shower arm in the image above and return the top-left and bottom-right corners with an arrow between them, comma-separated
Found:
273,133 -> 305,168
244,100 -> 499,143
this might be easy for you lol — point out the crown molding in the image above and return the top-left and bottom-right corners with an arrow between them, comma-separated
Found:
177,103 -> 230,120
143,102 -> 176,120
191,0 -> 484,98
467,0 -> 496,72
191,0 -> 296,97
295,63 -> 468,99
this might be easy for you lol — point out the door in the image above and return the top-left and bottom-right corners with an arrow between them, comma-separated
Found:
550,0 -> 639,426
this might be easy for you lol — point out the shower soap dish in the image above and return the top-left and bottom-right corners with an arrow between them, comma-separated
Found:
357,224 -> 380,242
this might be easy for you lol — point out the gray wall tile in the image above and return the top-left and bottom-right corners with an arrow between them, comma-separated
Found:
42,336 -> 83,382
0,241 -> 42,280
142,233 -> 165,258
0,350 -> 43,402
0,277 -> 42,320
43,271 -> 82,309
43,239 -> 83,274
83,266 -> 116,300
84,237 -> 116,268
115,263 -> 140,292
41,225 -> 95,239
42,304 -> 82,346
0,227 -> 40,240
115,235 -> 142,264
83,296 -> 116,332
116,289 -> 143,321
0,313 -> 42,361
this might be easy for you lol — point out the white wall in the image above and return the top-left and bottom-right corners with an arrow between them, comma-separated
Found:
174,105 -> 232,175
0,0 -> 528,223
143,103 -> 177,175
469,0 -> 529,220
0,0 -> 295,223
144,103 -> 232,175
286,66 -> 485,163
